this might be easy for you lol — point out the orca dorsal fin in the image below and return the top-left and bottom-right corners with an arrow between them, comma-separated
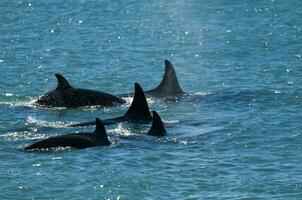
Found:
55,74 -> 73,91
124,83 -> 152,121
148,60 -> 184,96
93,118 -> 111,145
147,111 -> 166,136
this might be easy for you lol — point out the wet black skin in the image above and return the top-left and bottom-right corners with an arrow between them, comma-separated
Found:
24,111 -> 166,151
24,118 -> 110,150
35,60 -> 184,108
35,74 -> 125,108
71,84 -> 167,137
71,83 -> 152,126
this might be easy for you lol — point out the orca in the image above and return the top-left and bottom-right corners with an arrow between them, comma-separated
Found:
147,111 -> 166,137
24,118 -> 110,151
34,74 -> 125,108
119,60 -> 185,98
35,60 -> 183,108
70,83 -> 152,127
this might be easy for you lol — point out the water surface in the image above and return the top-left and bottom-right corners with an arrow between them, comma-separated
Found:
1,0 -> 302,199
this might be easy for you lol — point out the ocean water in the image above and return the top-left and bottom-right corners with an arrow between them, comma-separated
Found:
1,0 -> 302,199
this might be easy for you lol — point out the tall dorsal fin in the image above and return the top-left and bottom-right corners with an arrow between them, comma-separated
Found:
93,118 -> 111,145
55,74 -> 72,91
124,83 -> 152,121
147,111 -> 166,136
147,60 -> 184,96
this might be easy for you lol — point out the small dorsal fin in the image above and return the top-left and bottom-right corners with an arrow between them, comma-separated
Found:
124,83 -> 152,121
147,60 -> 184,96
147,111 -> 166,136
55,74 -> 72,91
93,118 -> 111,144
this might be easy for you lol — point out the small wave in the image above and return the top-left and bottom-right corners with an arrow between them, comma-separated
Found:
26,116 -> 72,128
109,123 -> 139,137
274,90 -> 282,94
156,136 -> 197,147
193,91 -> 212,96
163,119 -> 179,124
52,157 -> 63,160
0,93 -> 38,107
122,96 -> 156,105
25,146 -> 73,152
4,93 -> 14,97
29,103 -> 113,111
122,96 -> 133,105
28,102 -> 68,110
0,99 -> 33,107
2,131 -> 46,141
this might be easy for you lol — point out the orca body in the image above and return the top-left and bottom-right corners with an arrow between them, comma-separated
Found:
119,60 -> 185,98
24,118 -> 110,151
35,74 -> 125,108
35,60 -> 183,108
71,83 -> 152,126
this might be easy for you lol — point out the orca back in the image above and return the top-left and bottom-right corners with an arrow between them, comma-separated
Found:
25,118 -> 110,151
35,74 -> 125,108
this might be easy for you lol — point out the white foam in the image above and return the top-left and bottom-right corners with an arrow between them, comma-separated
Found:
109,123 -> 136,136
52,157 -> 63,160
122,96 -> 156,105
163,119 -> 179,124
193,91 -> 212,96
2,131 -> 46,141
26,116 -> 72,128
4,93 -> 14,97
122,97 -> 133,105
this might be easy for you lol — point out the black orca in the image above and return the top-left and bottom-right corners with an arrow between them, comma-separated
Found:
70,83 -> 152,127
119,60 -> 185,98
35,60 -> 183,108
147,111 -> 166,137
24,118 -> 110,151
34,74 -> 125,108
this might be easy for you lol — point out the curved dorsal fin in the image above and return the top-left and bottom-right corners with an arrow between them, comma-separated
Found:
93,118 -> 111,145
147,60 -> 184,96
124,83 -> 152,121
55,74 -> 72,91
147,111 -> 166,136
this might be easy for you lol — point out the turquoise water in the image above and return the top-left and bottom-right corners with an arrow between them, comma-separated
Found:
1,0 -> 302,199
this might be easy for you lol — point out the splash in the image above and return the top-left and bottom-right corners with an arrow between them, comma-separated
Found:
163,119 -> 179,124
0,99 -> 34,107
121,96 -> 133,105
109,123 -> 137,137
26,116 -> 72,128
25,147 -> 73,152
192,91 -> 212,96
122,96 -> 156,105
2,131 -> 46,141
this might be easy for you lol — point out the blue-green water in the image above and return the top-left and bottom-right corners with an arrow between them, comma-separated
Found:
1,0 -> 302,199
